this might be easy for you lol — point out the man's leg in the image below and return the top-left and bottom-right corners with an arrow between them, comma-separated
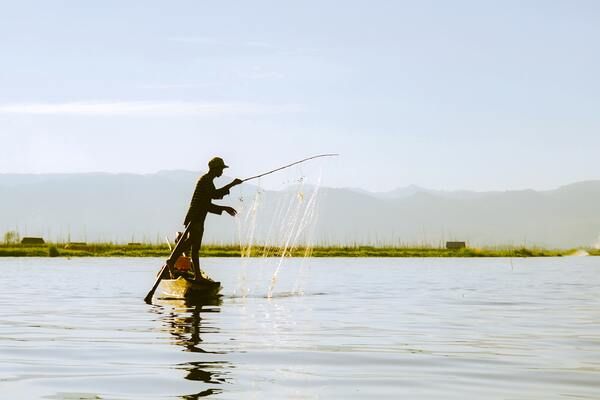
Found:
190,226 -> 205,281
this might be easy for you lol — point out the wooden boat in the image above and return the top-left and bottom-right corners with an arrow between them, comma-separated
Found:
157,276 -> 222,300
156,256 -> 221,300
145,228 -> 222,304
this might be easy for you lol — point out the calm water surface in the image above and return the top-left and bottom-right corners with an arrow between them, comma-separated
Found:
0,257 -> 599,399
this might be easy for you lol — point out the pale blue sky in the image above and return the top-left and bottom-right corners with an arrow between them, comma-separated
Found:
0,1 -> 598,191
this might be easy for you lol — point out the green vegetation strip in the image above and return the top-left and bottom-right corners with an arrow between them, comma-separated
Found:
0,244 -> 597,257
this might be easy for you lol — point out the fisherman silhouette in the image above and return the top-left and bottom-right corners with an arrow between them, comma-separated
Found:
145,153 -> 338,303
170,157 -> 242,281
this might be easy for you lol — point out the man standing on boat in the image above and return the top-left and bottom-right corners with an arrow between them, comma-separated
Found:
170,157 -> 242,281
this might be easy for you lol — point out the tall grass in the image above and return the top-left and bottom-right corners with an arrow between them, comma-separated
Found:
0,242 -> 594,258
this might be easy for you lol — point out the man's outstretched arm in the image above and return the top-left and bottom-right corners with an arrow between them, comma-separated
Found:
213,178 -> 243,199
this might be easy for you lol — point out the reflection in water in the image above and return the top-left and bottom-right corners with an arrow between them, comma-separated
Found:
154,298 -> 231,399
180,389 -> 222,399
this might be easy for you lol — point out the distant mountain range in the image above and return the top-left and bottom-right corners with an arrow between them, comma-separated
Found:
347,184 -> 494,200
1,171 -> 599,248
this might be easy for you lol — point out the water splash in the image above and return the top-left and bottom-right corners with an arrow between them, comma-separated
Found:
268,175 -> 321,298
233,169 -> 322,299
237,189 -> 262,258
234,188 -> 265,298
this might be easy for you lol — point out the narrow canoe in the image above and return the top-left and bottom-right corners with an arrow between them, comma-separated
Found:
157,276 -> 222,300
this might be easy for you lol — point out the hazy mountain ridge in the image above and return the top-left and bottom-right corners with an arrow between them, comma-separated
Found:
0,172 -> 598,248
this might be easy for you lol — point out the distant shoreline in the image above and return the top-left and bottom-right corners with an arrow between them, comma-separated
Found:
0,244 -> 597,258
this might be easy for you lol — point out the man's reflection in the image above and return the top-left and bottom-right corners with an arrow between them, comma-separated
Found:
156,298 -> 231,399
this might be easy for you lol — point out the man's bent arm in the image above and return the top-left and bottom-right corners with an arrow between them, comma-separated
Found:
213,187 -> 230,200
213,179 -> 243,199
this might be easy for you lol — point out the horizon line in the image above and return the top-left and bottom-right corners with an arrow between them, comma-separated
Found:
0,170 -> 597,193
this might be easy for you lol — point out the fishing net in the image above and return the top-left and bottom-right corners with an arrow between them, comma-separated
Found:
232,165 -> 323,298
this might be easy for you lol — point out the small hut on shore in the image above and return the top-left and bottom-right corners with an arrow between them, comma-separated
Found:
21,237 -> 45,245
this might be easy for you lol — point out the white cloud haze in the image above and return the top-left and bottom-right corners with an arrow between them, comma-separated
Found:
0,101 -> 302,117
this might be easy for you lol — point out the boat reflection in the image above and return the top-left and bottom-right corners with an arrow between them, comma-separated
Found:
154,297 -> 231,399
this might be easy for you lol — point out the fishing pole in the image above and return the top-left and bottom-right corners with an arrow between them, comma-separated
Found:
242,153 -> 339,182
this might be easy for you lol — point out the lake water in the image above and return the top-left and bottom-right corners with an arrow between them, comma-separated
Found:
0,257 -> 599,399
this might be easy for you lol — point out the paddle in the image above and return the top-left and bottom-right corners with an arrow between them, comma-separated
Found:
144,223 -> 192,304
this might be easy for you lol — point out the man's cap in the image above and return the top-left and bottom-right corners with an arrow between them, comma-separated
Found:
208,157 -> 229,169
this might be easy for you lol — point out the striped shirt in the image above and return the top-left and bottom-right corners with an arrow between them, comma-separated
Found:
183,174 -> 229,226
